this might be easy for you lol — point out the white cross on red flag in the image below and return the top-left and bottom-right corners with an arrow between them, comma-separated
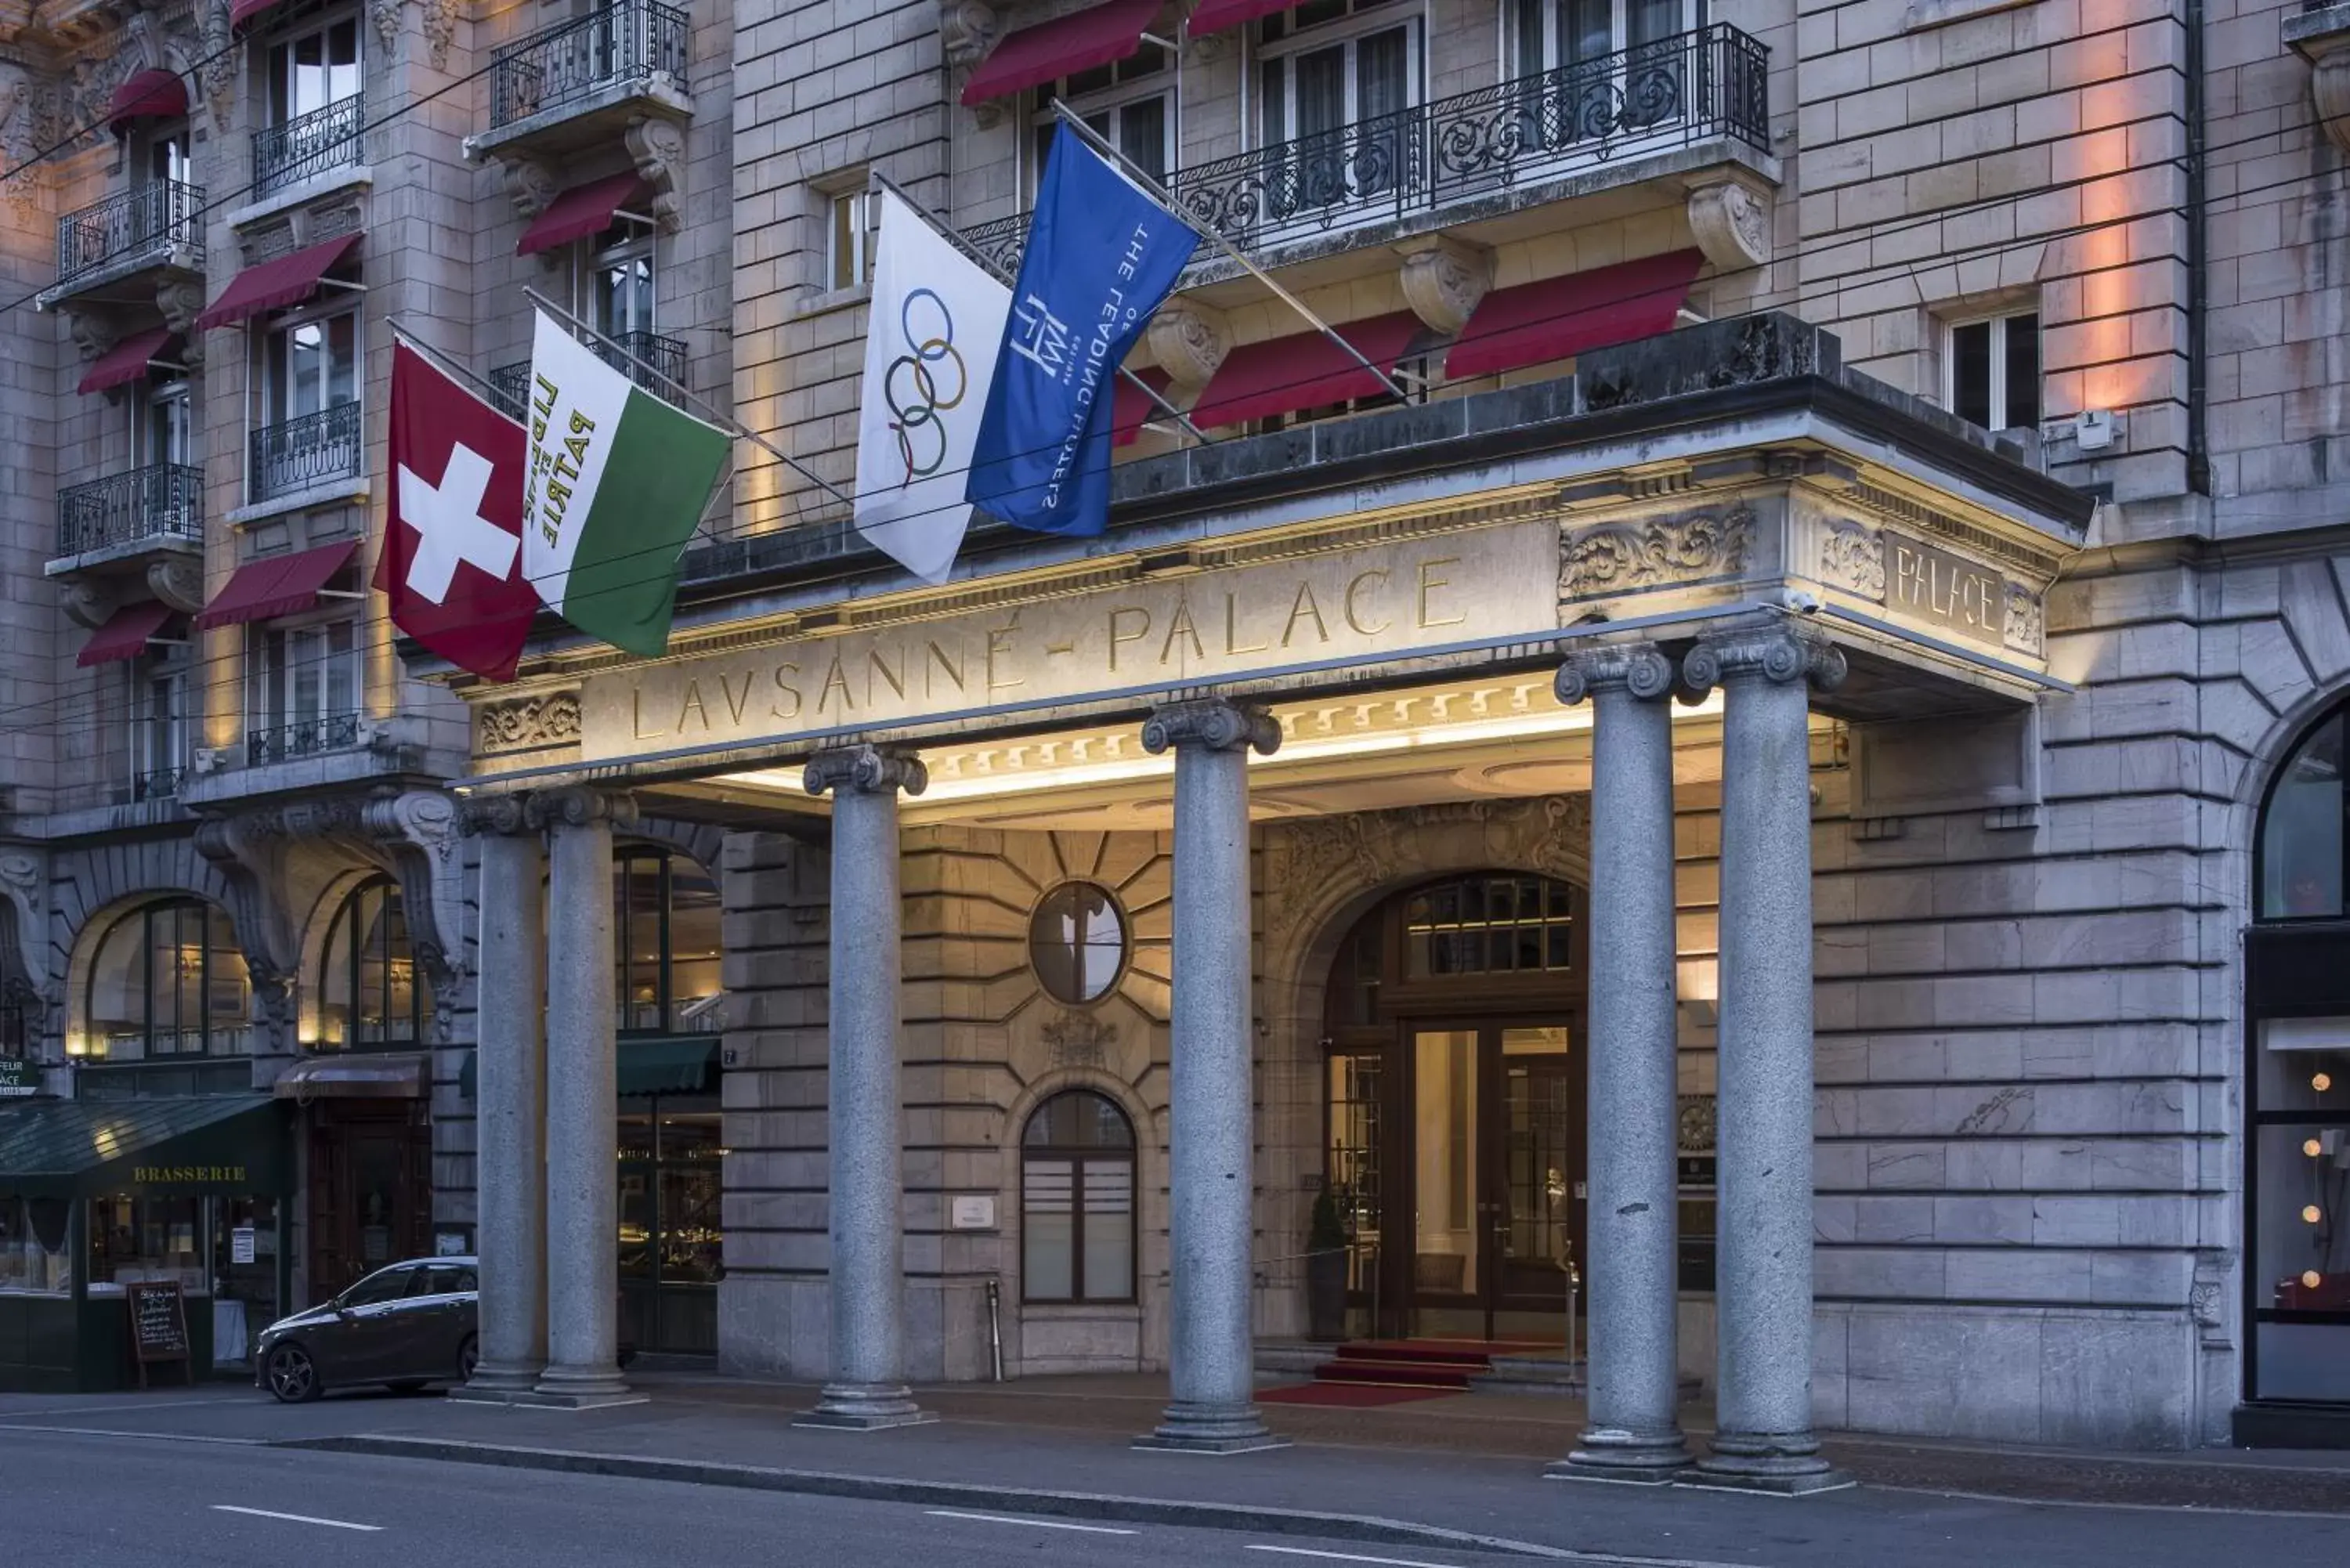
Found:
374,341 -> 540,682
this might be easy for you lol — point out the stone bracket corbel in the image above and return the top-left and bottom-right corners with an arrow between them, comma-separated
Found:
498,153 -> 564,220
1143,297 -> 1231,392
146,557 -> 205,616
1395,233 -> 1494,336
941,0 -> 1002,122
1685,168 -> 1773,272
2288,7 -> 2350,154
624,114 -> 688,234
195,813 -> 307,1055
363,789 -> 468,1042
61,581 -> 121,631
0,847 -> 51,1010
157,278 -> 208,367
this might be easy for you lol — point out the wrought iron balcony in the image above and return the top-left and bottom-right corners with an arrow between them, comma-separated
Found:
55,464 -> 204,559
54,181 -> 203,289
593,328 -> 689,399
248,712 -> 362,764
488,361 -> 532,420
132,764 -> 185,803
490,0 -> 690,129
250,402 -> 363,504
254,94 -> 365,198
964,27 -> 1768,268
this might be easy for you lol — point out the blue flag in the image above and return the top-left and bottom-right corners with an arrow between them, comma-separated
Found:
967,125 -> 1198,537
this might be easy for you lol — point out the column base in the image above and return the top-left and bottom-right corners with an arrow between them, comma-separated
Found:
795,1382 -> 936,1431
532,1361 -> 636,1407
1689,1431 -> 1854,1495
1133,1400 -> 1289,1454
1549,1425 -> 1692,1484
453,1359 -> 542,1400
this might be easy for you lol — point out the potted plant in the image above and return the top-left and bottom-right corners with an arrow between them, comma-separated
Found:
1305,1187 -> 1350,1342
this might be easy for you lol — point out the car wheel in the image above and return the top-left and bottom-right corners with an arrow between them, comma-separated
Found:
265,1342 -> 322,1404
457,1334 -> 479,1383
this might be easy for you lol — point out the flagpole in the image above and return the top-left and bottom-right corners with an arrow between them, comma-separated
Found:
1047,100 -> 1413,405
870,171 -> 1213,446
385,320 -> 518,404
519,286 -> 857,511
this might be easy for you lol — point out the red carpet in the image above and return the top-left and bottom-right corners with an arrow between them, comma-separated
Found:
1259,1381 -> 1462,1407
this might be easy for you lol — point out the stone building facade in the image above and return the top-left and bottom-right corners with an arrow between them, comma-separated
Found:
1,0 -> 2348,1452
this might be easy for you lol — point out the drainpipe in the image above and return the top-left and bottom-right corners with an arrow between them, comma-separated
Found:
2186,0 -> 2211,496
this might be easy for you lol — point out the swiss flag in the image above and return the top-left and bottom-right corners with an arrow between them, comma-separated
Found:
375,341 -> 540,683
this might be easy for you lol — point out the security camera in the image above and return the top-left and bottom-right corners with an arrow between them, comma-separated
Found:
1782,589 -> 1822,614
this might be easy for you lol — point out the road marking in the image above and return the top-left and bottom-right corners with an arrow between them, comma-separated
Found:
0,1397 -> 255,1419
924,1509 -> 1137,1535
1245,1549 -> 1466,1568
1245,1550 -> 1752,1568
0,1423 -> 259,1446
211,1505 -> 381,1533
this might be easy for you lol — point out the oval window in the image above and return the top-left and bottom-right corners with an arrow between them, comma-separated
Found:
1029,883 -> 1128,1005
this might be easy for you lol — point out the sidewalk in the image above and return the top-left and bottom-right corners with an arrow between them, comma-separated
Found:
2,1371 -> 2345,1567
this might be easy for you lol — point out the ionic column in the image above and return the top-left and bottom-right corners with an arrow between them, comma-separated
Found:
456,798 -> 545,1400
1550,644 -> 1690,1481
1683,621 -> 1851,1494
797,745 -> 934,1429
530,786 -> 636,1405
1135,698 -> 1286,1454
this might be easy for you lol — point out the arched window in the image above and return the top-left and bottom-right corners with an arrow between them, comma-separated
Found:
318,877 -> 430,1049
83,899 -> 249,1060
2261,710 -> 2347,919
614,847 -> 722,1035
1021,1089 -> 1137,1303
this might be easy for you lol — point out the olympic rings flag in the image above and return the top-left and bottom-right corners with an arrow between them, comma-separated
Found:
852,189 -> 1013,584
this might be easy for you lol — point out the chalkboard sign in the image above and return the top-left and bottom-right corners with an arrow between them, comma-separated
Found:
124,1280 -> 193,1388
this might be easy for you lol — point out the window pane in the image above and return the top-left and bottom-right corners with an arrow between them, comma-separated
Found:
1081,1161 -> 1133,1299
88,1196 -> 206,1292
1029,883 -> 1129,1005
667,858 -> 723,1031
2003,313 -> 2040,430
1950,320 -> 1992,428
2263,714 -> 2345,918
830,193 -> 856,291
2252,1120 -> 2350,1400
206,905 -> 250,1053
320,892 -> 358,1047
87,909 -> 150,1060
1119,97 -> 1168,186
1023,1158 -> 1076,1299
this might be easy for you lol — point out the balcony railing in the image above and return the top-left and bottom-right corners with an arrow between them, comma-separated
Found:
132,764 -> 185,803
488,361 -> 532,420
55,464 -> 204,558
250,402 -> 363,504
253,94 -> 366,198
490,0 -> 690,129
55,181 -> 203,287
248,712 -> 362,764
967,27 -> 1767,269
594,328 -> 689,398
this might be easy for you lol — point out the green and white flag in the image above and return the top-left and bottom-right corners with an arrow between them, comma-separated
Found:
521,309 -> 729,656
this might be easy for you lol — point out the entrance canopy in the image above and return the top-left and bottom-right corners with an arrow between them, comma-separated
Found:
0,1096 -> 289,1198
457,1037 -> 717,1100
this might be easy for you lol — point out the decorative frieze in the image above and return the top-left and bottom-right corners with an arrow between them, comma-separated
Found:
1558,503 -> 1755,601
1817,521 -> 1885,599
477,692 -> 582,753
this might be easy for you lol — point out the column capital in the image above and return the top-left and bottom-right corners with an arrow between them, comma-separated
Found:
1555,642 -> 1676,706
1141,698 -> 1281,757
458,796 -> 533,837
524,786 -> 639,832
804,744 -> 928,798
1683,622 -> 1847,695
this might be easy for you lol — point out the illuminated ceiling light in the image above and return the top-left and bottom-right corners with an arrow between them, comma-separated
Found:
2306,1270 -> 2326,1289
2305,1205 -> 2325,1224
2316,1071 -> 2336,1093
2310,1138 -> 2328,1158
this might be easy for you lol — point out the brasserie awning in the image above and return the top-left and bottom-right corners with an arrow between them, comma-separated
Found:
1185,0 -> 1288,37
1443,248 -> 1705,381
190,539 -> 359,632
458,1037 -> 718,1100
107,70 -> 187,135
0,1095 -> 289,1198
193,233 -> 362,333
76,601 -> 177,668
272,1054 -> 430,1100
517,172 -> 654,257
960,0 -> 1163,106
78,327 -> 181,396
1189,310 -> 1429,429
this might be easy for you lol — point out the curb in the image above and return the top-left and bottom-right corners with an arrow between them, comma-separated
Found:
275,1433 -> 1616,1560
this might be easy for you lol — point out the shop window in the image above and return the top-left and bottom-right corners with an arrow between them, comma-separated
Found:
1401,875 -> 1576,978
88,1194 -> 207,1293
0,1197 -> 71,1295
1944,308 -> 2041,434
1021,1089 -> 1136,1302
1028,882 -> 1129,1006
613,847 -> 723,1035
618,1098 -> 723,1354
82,898 -> 251,1060
317,876 -> 432,1050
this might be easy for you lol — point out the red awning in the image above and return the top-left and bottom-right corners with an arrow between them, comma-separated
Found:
1112,367 -> 1173,447
193,233 -> 362,333
1189,311 -> 1427,429
230,0 -> 289,27
1186,0 -> 1289,37
1444,248 -> 1705,381
78,328 -> 181,396
517,172 -> 653,257
76,601 -> 178,668
960,0 -> 1163,106
191,540 -> 360,632
107,70 -> 187,135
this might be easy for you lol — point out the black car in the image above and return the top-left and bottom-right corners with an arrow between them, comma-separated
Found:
257,1257 -> 479,1403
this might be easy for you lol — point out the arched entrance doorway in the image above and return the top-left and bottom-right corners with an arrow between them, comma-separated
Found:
1322,873 -> 1585,1342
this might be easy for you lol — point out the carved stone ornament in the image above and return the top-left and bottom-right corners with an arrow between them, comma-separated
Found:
2004,583 -> 2044,653
2290,14 -> 2350,155
1554,642 -> 1676,706
525,786 -> 641,831
476,692 -> 582,753
1582,314 -> 1827,414
370,0 -> 403,52
1396,234 -> 1493,336
939,0 -> 1001,69
200,0 -> 238,126
1141,699 -> 1282,756
363,789 -> 469,1040
0,850 -> 47,996
0,63 -> 59,222
501,155 -> 563,220
1559,503 -> 1755,599
625,114 -> 688,233
1144,298 -> 1231,390
1817,521 -> 1885,600
61,580 -> 120,630
1042,1008 -> 1116,1070
1685,172 -> 1771,272
457,795 -> 532,837
804,745 -> 929,798
156,277 -> 207,348
1677,1094 -> 1716,1155
146,557 -> 204,614
424,0 -> 459,67
1683,621 -> 1848,695
63,305 -> 121,362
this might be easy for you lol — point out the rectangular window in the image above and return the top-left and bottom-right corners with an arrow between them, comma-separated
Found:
592,237 -> 656,338
1947,309 -> 2041,432
128,645 -> 189,799
137,377 -> 193,469
247,619 -> 360,732
263,309 -> 360,424
269,13 -> 363,125
88,1195 -> 208,1294
1029,43 -> 1174,197
827,189 -> 873,292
